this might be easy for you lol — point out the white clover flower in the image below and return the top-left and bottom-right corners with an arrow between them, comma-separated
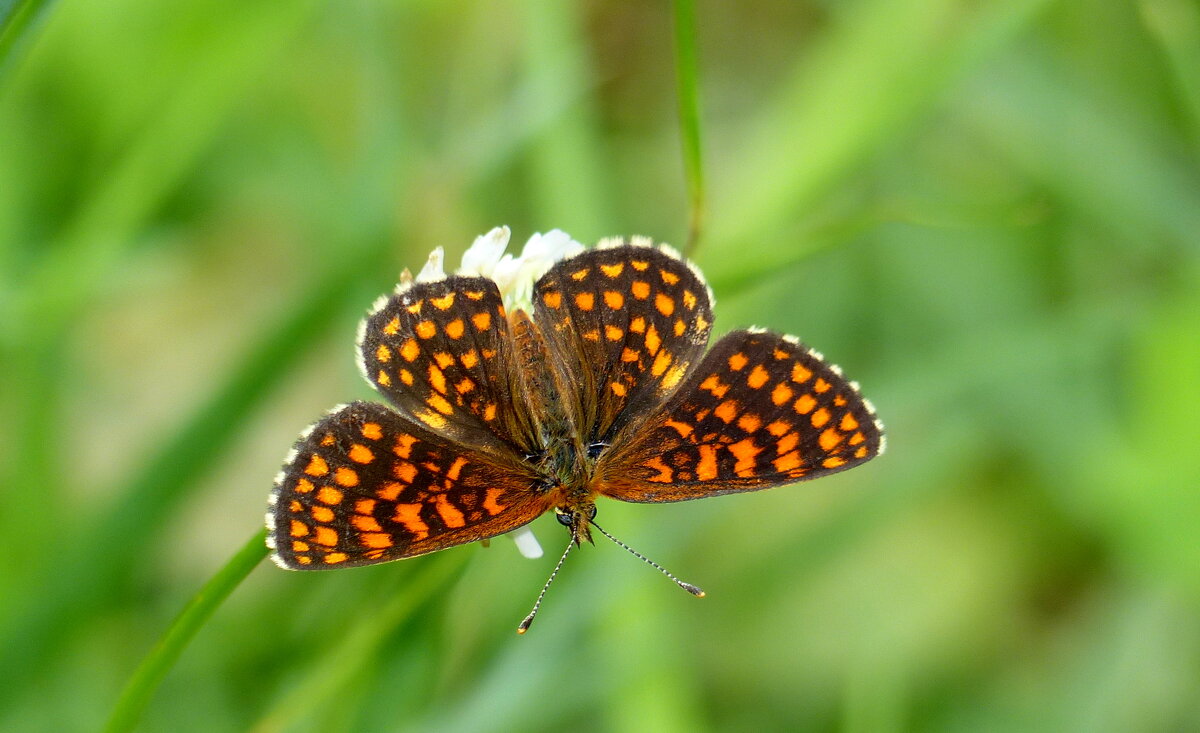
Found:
457,226 -> 584,311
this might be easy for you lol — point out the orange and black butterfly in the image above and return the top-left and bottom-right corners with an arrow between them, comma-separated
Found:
267,233 -> 884,627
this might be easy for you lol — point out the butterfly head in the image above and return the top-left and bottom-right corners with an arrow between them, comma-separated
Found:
554,501 -> 597,546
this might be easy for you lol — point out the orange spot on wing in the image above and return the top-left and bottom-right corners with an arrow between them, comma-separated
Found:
814,378 -> 831,393
630,316 -> 646,333
456,377 -> 475,393
854,446 -> 869,458
621,347 -> 640,362
351,514 -> 382,532
767,420 -> 790,437
435,495 -> 466,527
631,281 -> 651,299
700,374 -> 729,398
659,269 -> 680,285
295,478 -> 314,494
399,368 -> 414,386
472,311 -> 491,330
714,400 -> 739,423
840,413 -> 859,431
289,520 -> 309,537
392,460 -> 417,483
434,352 -> 454,368
543,290 -> 562,308
570,268 -> 590,281
630,259 -> 650,271
361,422 -> 383,440
651,351 -> 672,377
383,317 -> 401,335
314,526 -> 338,546
601,263 -> 625,277
393,434 -> 417,459
401,338 -> 420,362
729,438 -> 762,476
296,556 -> 313,565
334,467 -> 359,487
427,393 -> 454,415
430,293 -> 455,310
604,290 -> 624,309
484,403 -> 497,421
348,444 -> 374,464
575,292 -> 595,310
772,383 -> 794,406
644,456 -> 673,482
415,320 -> 436,339
772,432 -> 799,457
304,455 -> 329,477
464,290 -> 485,300
360,533 -> 393,549
461,349 -> 479,368
445,319 -> 465,339
645,324 -> 661,354
697,445 -> 718,480
377,482 -> 402,500
375,344 -> 392,362
822,456 -> 846,469
794,394 -> 817,414
317,485 -> 343,505
355,498 -> 376,514
819,428 -> 842,451
606,325 -> 624,341
747,365 -> 770,389
405,301 -> 422,314
665,419 -> 694,438
663,363 -> 687,390
445,456 -> 468,482
377,370 -> 392,386
428,364 -> 447,394
849,432 -> 865,446
774,453 -> 802,472
655,293 -> 675,316
291,540 -> 309,552
728,353 -> 749,371
611,382 -> 628,396
483,488 -> 507,515
811,408 -> 831,428
392,503 -> 429,540
792,363 -> 813,383
737,414 -> 761,434
674,319 -> 685,336
582,329 -> 601,342
323,552 -> 349,564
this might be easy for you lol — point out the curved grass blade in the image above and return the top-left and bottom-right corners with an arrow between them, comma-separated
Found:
103,528 -> 269,733
672,0 -> 706,256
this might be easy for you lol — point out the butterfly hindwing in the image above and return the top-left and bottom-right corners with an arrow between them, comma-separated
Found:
593,330 -> 884,503
532,240 -> 715,447
268,401 -> 551,568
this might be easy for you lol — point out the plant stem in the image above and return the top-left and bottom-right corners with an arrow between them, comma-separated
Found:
104,528 -> 268,733
672,0 -> 706,256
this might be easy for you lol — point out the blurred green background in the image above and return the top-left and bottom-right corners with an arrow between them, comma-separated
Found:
3,0 -> 1200,730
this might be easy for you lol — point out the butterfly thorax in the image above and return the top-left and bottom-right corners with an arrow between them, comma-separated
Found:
509,309 -> 598,537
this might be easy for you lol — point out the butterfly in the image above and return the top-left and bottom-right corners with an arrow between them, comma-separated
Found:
267,230 -> 884,629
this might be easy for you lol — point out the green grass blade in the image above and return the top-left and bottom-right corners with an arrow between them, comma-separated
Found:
0,0 -> 53,77
672,0 -> 705,256
250,552 -> 470,732
103,528 -> 269,733
0,243 -> 390,707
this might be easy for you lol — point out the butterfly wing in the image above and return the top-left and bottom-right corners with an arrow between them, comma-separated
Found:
593,330 -> 884,503
531,240 -> 715,447
358,276 -> 541,457
268,402 -> 551,568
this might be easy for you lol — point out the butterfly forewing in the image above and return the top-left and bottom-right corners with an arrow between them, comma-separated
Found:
532,241 -> 714,447
268,402 -> 551,568
359,276 -> 540,457
594,330 -> 884,503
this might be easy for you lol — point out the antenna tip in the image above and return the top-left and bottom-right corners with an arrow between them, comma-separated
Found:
517,615 -> 535,634
681,583 -> 706,597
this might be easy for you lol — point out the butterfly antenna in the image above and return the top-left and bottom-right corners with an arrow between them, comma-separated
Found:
517,535 -> 575,634
589,520 -> 705,598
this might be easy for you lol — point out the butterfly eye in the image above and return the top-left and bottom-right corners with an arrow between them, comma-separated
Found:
554,508 -> 573,527
586,442 -> 608,460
